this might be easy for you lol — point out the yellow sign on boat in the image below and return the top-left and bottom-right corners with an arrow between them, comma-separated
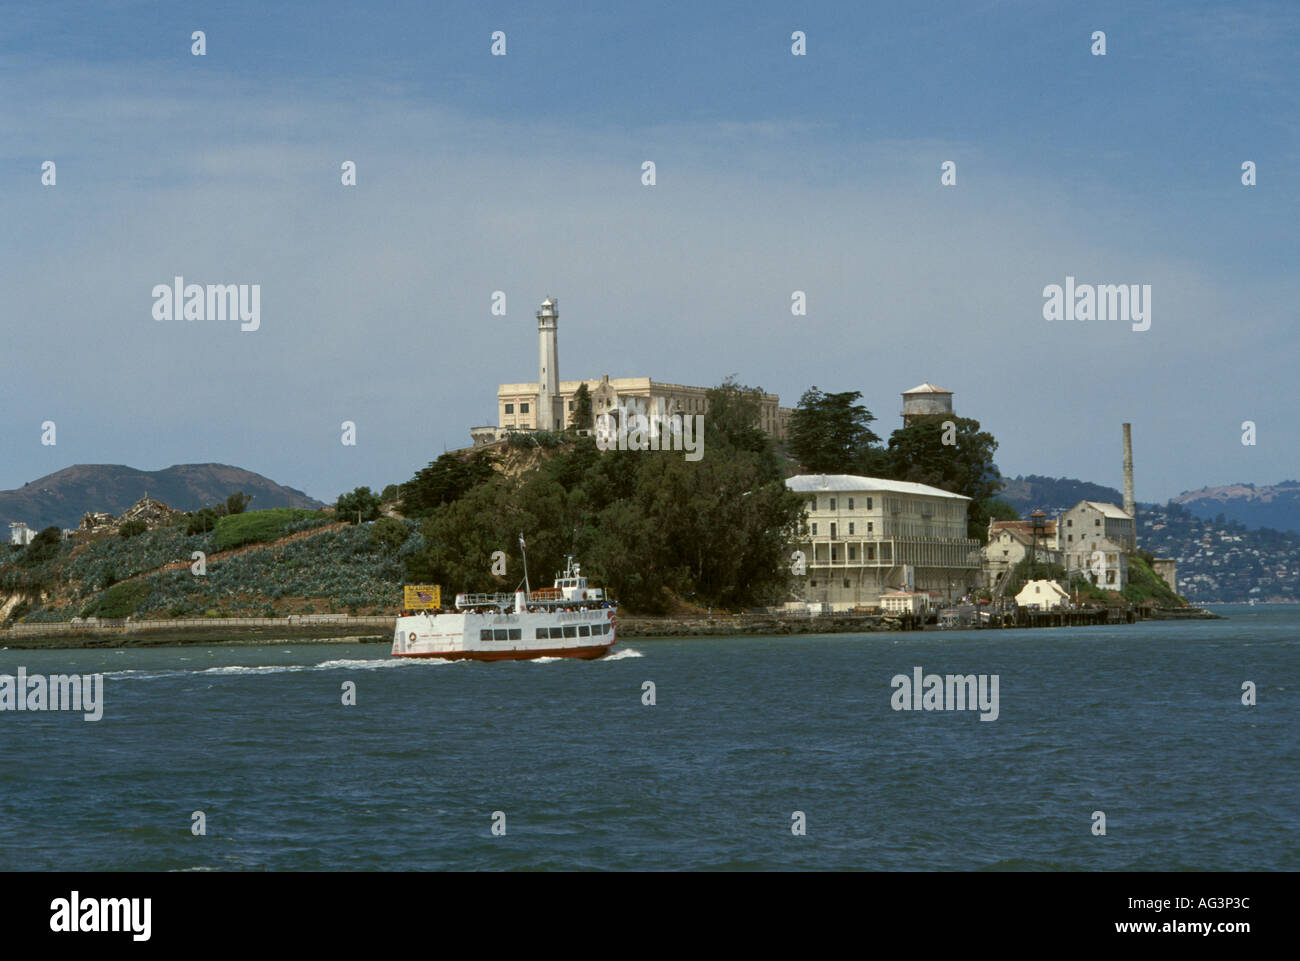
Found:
403,585 -> 441,609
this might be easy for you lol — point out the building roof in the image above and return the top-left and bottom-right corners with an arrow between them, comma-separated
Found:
1079,501 -> 1133,520
786,474 -> 969,501
990,519 -> 1058,537
1016,579 -> 1069,600
902,382 -> 952,395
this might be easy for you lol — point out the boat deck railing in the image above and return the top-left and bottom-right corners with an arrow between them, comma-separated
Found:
456,593 -> 514,608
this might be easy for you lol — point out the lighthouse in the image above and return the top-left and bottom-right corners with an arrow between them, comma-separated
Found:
536,298 -> 563,431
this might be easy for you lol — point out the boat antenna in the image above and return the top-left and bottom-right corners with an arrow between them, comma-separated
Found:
519,532 -> 531,598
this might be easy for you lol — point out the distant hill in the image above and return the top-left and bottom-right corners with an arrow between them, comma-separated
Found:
999,475 -> 1124,516
1171,481 -> 1300,534
0,464 -> 325,531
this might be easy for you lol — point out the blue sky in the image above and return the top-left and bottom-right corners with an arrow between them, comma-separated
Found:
1,0 -> 1296,504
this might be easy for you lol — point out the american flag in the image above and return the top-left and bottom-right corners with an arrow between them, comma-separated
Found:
518,533 -> 526,551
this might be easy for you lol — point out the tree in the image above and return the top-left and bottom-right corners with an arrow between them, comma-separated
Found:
401,429 -> 805,614
186,505 -> 225,535
399,451 -> 498,518
336,486 -> 382,524
703,376 -> 780,481
570,382 -> 594,432
879,415 -> 1004,539
20,527 -> 64,567
369,516 -> 410,553
225,491 -> 251,515
787,387 -> 883,474
118,519 -> 148,538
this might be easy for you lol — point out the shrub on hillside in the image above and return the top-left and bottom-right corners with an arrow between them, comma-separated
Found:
118,519 -> 148,538
82,580 -> 152,618
212,509 -> 328,551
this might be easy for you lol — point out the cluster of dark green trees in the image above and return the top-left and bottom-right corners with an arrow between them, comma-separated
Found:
184,491 -> 252,534
785,387 -> 1016,538
396,379 -> 805,614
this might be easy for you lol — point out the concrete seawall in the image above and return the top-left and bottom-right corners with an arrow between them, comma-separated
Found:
617,614 -> 887,637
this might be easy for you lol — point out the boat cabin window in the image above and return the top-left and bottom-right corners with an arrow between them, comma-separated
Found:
493,629 -> 509,641
535,629 -> 548,640
549,627 -> 563,639
509,629 -> 521,640
563,625 -> 577,638
480,630 -> 492,641
579,625 -> 591,637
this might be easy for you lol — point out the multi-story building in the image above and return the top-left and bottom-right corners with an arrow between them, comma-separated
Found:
471,298 -> 792,445
1060,501 -> 1136,552
983,518 -> 1062,588
8,522 -> 37,546
786,474 -> 982,610
1059,501 -> 1135,591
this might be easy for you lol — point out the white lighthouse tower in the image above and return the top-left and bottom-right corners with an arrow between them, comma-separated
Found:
536,297 -> 562,431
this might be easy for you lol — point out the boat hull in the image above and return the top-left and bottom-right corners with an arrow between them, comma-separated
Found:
394,644 -> 612,661
392,607 -> 616,661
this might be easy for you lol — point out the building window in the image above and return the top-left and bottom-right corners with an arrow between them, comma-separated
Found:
866,497 -> 873,510
521,403 -> 530,414
1067,519 -> 1072,527
505,404 -> 514,414
849,522 -> 855,535
568,401 -> 574,410
848,498 -> 854,510
810,580 -> 817,587
830,523 -> 837,538
849,546 -> 857,560
867,522 -> 873,533
843,579 -> 850,589
867,546 -> 875,560
830,498 -> 837,510
1095,519 -> 1101,527
812,523 -> 817,535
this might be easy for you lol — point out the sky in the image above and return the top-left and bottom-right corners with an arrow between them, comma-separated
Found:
1,0 -> 1296,505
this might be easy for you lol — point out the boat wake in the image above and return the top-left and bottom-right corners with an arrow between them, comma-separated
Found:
102,657 -> 458,681
603,647 -> 643,660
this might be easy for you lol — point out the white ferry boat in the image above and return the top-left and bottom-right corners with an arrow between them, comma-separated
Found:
391,553 -> 616,661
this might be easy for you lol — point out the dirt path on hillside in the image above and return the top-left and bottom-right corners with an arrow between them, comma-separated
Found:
102,521 -> 352,587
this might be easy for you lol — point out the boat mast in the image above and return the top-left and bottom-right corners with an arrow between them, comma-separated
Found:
519,532 -> 531,599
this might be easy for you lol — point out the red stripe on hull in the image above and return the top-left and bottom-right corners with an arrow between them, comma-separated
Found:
393,643 -> 614,662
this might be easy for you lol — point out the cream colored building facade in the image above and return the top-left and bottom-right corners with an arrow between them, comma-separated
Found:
1059,500 -> 1135,591
983,519 -> 1063,588
1015,579 -> 1070,610
488,375 -> 790,440
786,474 -> 982,611
470,298 -> 792,446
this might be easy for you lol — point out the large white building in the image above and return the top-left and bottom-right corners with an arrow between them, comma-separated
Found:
786,474 -> 982,610
9,522 -> 37,546
471,298 -> 792,445
1058,500 -> 1135,590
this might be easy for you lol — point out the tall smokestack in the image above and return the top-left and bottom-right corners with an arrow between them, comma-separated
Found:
1122,422 -> 1136,547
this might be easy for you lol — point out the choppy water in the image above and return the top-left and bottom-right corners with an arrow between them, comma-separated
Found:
1,605 -> 1295,870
